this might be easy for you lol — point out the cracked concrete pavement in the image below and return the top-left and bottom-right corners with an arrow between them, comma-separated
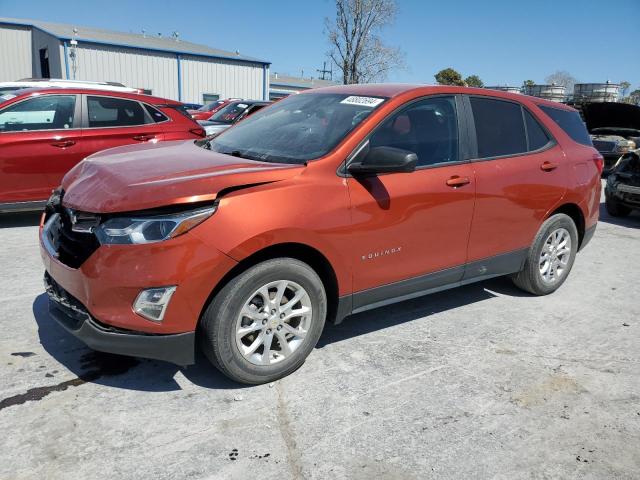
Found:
0,194 -> 638,479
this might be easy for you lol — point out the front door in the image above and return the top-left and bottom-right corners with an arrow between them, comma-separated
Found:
0,94 -> 81,203
346,95 -> 476,308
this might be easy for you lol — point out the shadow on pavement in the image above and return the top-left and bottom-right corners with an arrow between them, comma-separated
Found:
32,275 -> 528,391
0,212 -> 42,229
32,294 -> 244,392
318,275 -> 526,347
598,202 -> 640,228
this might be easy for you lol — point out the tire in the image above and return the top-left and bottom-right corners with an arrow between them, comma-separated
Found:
511,213 -> 578,296
605,195 -> 631,217
200,258 -> 327,384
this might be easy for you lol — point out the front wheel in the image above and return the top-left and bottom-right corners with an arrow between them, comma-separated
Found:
511,213 -> 578,296
200,258 -> 327,384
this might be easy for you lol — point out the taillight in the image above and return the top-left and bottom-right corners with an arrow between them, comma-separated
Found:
593,152 -> 604,174
189,128 -> 206,138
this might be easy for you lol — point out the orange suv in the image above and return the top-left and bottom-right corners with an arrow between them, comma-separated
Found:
40,85 -> 602,384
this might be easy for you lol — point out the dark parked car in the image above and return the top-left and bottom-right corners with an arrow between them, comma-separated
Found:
199,100 -> 271,136
605,149 -> 640,216
0,87 -> 205,211
188,98 -> 241,121
577,102 -> 640,172
181,102 -> 203,110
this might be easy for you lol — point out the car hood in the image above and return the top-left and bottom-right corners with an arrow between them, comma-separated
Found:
581,102 -> 640,131
61,140 -> 304,213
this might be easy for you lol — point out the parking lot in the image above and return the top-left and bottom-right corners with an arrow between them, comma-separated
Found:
0,187 -> 638,480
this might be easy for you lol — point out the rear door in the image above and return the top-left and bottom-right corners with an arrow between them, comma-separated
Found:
463,95 -> 568,277
79,94 -> 167,159
0,94 -> 82,203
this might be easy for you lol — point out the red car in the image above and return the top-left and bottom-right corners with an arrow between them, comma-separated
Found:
41,84 -> 601,384
0,88 -> 205,212
188,98 -> 241,121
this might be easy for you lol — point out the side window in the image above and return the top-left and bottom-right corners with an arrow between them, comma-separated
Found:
87,96 -> 148,128
524,109 -> 551,151
144,104 -> 169,123
0,95 -> 76,132
369,96 -> 459,167
539,105 -> 592,146
470,97 -> 527,158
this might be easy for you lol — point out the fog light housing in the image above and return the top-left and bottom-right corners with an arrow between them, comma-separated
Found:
133,287 -> 177,322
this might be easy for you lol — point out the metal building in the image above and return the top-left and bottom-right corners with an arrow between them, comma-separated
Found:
0,17 -> 270,103
485,85 -> 522,94
573,82 -> 620,103
269,73 -> 337,100
523,84 -> 566,103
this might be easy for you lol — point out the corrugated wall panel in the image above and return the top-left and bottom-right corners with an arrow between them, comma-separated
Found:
31,29 -> 62,78
71,44 -> 178,99
180,56 -> 264,104
0,25 -> 32,81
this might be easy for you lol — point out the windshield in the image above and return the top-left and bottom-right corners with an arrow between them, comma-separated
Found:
198,100 -> 223,112
210,102 -> 252,124
0,86 -> 26,95
207,93 -> 387,164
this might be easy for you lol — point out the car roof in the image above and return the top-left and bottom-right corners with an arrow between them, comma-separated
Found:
4,87 -> 181,105
302,83 -> 578,111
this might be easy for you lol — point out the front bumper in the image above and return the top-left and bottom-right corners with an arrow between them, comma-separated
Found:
39,215 -> 237,335
45,273 -> 195,365
606,182 -> 640,210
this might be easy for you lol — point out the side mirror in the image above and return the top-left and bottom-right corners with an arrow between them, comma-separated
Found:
348,146 -> 417,175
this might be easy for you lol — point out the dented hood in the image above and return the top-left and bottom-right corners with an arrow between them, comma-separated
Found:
61,140 -> 303,213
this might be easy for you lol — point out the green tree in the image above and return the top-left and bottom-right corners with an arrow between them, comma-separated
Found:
435,68 -> 465,86
523,79 -> 535,87
630,89 -> 640,106
464,75 -> 484,88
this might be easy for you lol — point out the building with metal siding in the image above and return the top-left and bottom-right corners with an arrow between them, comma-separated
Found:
0,17 -> 270,103
269,73 -> 338,100
0,23 -> 32,81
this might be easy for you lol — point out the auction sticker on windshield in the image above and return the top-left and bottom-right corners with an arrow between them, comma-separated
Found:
340,96 -> 385,108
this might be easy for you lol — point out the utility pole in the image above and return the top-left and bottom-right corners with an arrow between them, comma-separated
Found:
317,61 -> 332,81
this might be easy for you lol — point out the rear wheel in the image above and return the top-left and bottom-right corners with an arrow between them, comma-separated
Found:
200,258 -> 326,384
605,195 -> 631,217
512,213 -> 578,295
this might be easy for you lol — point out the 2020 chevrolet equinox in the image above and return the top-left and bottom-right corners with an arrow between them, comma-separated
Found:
40,84 -> 602,384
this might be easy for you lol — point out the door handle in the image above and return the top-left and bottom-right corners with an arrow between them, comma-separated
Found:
446,175 -> 471,188
50,140 -> 76,148
540,161 -> 558,172
133,134 -> 154,141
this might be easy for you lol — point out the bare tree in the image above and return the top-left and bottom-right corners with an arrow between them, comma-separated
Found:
326,0 -> 405,84
545,70 -> 578,93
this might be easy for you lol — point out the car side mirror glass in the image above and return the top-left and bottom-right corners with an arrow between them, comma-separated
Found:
348,146 -> 417,175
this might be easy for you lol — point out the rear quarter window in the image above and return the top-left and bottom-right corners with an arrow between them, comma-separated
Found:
539,105 -> 592,146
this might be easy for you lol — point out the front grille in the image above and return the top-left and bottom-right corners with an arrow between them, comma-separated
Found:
43,193 -> 101,269
44,272 -> 90,330
592,140 -> 616,153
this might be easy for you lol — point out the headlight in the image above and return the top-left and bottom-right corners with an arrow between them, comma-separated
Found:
95,205 -> 216,245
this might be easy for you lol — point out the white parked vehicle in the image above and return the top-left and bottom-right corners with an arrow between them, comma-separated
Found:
0,79 -> 142,95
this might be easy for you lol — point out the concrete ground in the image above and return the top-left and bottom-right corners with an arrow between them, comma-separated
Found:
0,198 -> 638,480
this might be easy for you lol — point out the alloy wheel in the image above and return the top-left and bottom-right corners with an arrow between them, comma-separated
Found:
538,227 -> 572,284
234,280 -> 312,366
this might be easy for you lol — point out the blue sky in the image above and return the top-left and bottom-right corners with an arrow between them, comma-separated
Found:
1,0 -> 638,91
